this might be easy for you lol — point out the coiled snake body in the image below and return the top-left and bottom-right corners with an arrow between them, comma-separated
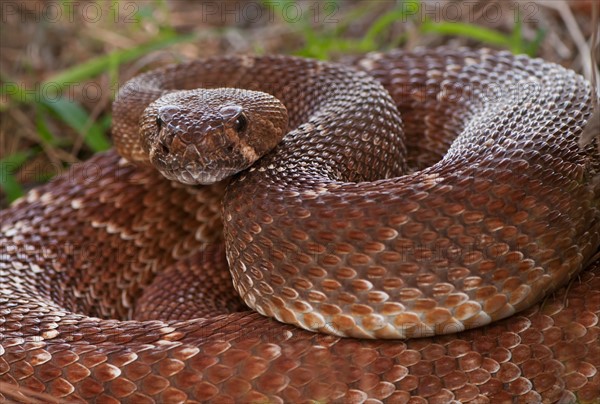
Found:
1,48 -> 599,402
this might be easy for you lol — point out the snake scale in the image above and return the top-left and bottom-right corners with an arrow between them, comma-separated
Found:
1,47 -> 599,403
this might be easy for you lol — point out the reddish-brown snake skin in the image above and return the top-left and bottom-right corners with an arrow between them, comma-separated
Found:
1,48 -> 599,403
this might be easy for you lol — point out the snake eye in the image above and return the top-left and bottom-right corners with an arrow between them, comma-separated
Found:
219,105 -> 247,133
234,113 -> 248,133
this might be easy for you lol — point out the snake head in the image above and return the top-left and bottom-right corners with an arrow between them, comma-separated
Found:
139,88 -> 288,185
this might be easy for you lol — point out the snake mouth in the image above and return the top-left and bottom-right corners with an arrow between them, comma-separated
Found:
166,164 -> 239,185
150,142 -> 242,185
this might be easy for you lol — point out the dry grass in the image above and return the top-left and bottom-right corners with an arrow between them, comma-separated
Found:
0,0 -> 598,206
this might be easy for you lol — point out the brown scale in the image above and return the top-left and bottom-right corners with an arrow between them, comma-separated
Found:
1,48 -> 599,403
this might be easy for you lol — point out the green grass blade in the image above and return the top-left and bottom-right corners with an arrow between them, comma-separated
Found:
41,99 -> 111,152
1,80 -> 27,107
35,107 -> 57,144
0,171 -> 24,203
361,3 -> 418,49
510,14 -> 524,54
421,21 -> 512,48
0,152 -> 31,203
524,28 -> 546,56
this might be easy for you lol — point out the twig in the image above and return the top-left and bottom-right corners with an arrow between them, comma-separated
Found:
536,0 -> 597,84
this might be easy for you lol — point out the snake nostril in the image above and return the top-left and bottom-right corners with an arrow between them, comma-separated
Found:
160,142 -> 169,155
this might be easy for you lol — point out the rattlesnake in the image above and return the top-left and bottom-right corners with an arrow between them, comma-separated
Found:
1,47 -> 599,403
